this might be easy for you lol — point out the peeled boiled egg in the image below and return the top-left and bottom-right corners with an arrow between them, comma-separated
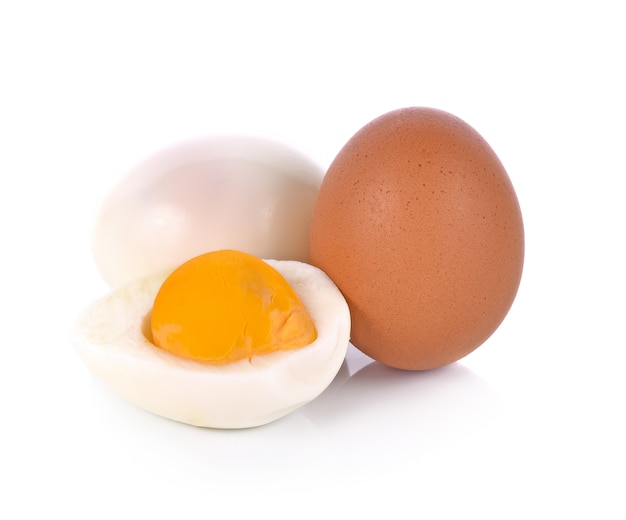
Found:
73,250 -> 350,429
93,135 -> 324,288
310,107 -> 524,371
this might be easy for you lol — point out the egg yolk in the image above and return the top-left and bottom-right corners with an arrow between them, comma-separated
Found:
150,250 -> 317,364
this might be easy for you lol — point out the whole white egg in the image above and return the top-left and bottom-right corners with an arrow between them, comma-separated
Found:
92,135 -> 324,287
73,258 -> 350,429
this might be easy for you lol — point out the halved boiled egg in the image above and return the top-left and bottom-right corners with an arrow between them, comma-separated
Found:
73,250 -> 350,429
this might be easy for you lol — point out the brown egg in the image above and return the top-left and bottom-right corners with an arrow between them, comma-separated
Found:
309,107 -> 524,370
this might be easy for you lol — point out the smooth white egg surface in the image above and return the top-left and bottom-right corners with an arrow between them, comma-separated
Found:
92,135 -> 324,287
73,259 -> 351,429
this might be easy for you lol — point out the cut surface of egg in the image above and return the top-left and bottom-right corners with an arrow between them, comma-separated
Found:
74,251 -> 350,429
150,250 -> 318,363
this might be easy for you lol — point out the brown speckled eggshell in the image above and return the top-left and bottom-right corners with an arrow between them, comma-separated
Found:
309,107 -> 524,370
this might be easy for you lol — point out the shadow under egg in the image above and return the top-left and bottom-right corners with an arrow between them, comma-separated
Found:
300,353 -> 501,437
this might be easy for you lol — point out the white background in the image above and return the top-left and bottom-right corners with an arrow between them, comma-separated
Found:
1,1 -> 624,518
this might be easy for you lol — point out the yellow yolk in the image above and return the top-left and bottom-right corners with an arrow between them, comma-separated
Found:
150,250 -> 318,364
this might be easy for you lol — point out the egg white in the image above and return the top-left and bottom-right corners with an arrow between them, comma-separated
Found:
73,259 -> 350,429
92,135 -> 324,288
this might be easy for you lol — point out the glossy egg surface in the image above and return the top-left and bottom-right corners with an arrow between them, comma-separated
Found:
93,135 -> 323,287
